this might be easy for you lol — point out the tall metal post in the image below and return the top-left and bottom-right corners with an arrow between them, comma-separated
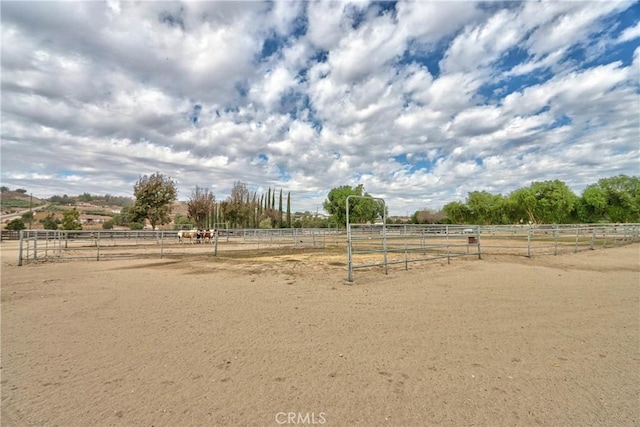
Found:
346,195 -> 386,282
18,230 -> 24,266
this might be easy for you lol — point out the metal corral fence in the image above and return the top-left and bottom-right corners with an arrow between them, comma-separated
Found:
13,224 -> 640,271
476,223 -> 640,256
1,230 -> 20,241
15,228 -> 342,266
346,223 -> 640,281
348,224 -> 482,281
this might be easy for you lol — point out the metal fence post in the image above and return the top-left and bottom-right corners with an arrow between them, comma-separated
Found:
476,225 -> 482,259
527,226 -> 532,257
18,230 -> 24,266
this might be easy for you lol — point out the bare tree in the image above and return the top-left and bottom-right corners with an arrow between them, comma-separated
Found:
187,186 -> 216,228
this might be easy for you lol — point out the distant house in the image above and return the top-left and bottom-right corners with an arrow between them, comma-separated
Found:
79,215 -> 106,225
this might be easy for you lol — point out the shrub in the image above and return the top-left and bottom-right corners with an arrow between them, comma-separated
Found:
6,218 -> 26,230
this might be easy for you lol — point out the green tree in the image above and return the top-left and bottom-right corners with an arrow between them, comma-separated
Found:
130,172 -> 178,230
286,192 -> 291,228
577,185 -> 608,223
6,218 -> 26,231
278,189 -> 283,228
443,201 -> 472,224
21,211 -> 34,227
40,214 -> 59,230
508,180 -> 578,224
594,175 -> 640,222
102,220 -> 114,230
323,184 -> 384,226
0,186 -> 9,193
466,191 -> 508,224
173,213 -> 195,229
112,206 -> 131,226
78,192 -> 93,202
61,208 -> 82,230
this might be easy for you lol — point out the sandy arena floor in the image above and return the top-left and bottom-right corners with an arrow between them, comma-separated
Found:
1,241 -> 639,426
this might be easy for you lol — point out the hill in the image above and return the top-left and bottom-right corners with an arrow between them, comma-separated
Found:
0,191 -> 46,213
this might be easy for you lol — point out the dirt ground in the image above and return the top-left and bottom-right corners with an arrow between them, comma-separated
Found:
1,241 -> 639,426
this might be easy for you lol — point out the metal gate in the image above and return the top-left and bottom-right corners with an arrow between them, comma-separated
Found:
346,195 -> 387,282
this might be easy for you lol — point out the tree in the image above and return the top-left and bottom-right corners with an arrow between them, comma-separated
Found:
78,192 -> 93,202
508,180 -> 578,224
412,208 -> 446,224
224,181 -> 251,228
443,201 -> 471,224
40,214 -> 59,230
187,186 -> 215,228
6,218 -> 26,231
102,220 -> 114,230
323,184 -> 384,226
0,186 -> 8,193
286,192 -> 291,228
278,189 -> 283,228
577,185 -> 608,223
130,172 -> 178,230
61,208 -> 82,230
173,213 -> 195,230
21,211 -> 34,224
112,206 -> 131,226
466,191 -> 508,224
593,175 -> 640,222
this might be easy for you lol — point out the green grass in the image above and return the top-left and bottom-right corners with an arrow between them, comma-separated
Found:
1,198 -> 39,209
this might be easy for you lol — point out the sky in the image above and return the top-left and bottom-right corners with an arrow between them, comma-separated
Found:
1,1 -> 639,216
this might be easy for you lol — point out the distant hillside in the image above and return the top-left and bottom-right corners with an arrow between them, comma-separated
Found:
48,193 -> 134,207
0,191 -> 46,212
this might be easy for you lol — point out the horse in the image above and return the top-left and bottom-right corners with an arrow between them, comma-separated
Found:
177,229 -> 199,243
201,229 -> 215,243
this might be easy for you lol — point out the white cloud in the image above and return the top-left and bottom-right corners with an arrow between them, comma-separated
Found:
1,1 -> 638,216
618,21 -> 640,43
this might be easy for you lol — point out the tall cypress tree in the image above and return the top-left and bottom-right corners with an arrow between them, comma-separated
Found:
278,189 -> 283,228
266,188 -> 271,212
286,192 -> 291,228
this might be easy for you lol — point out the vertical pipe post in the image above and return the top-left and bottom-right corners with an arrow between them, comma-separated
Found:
404,225 -> 408,271
18,230 -> 24,266
347,197 -> 352,282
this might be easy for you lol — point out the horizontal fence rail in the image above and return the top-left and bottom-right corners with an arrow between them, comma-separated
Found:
10,225 -> 640,273
15,228 -> 341,266
347,224 -> 482,282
